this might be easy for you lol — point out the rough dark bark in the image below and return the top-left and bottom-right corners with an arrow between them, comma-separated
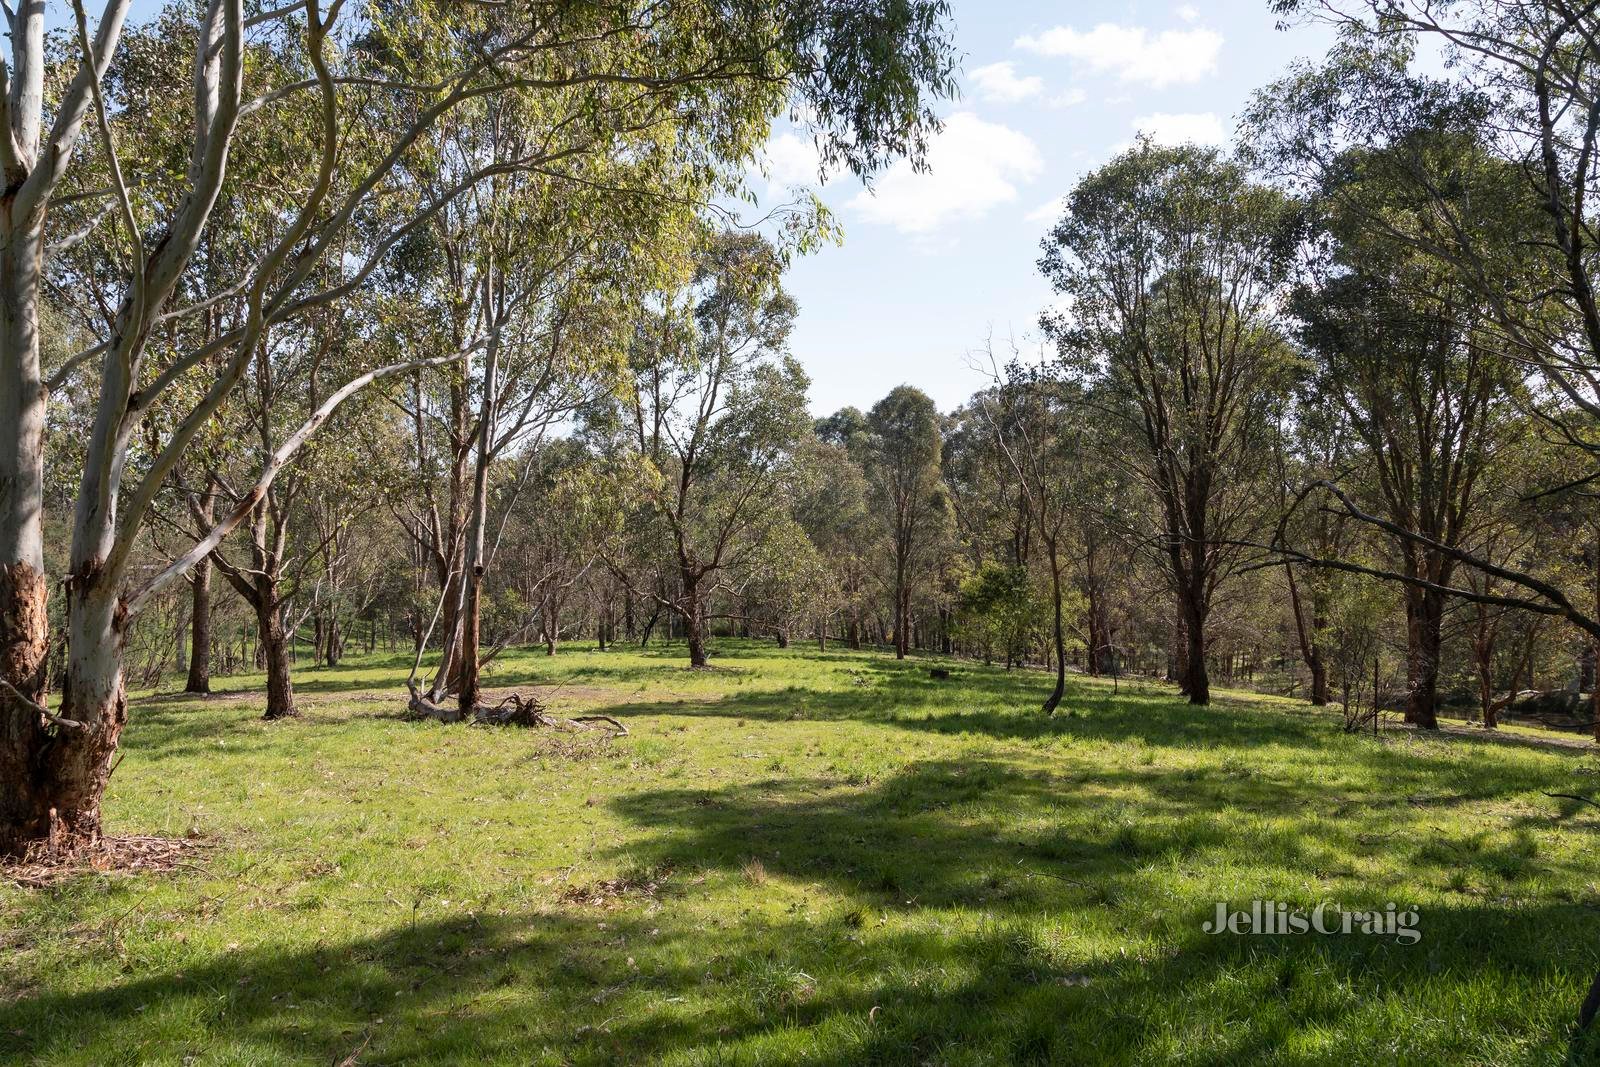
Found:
2,574 -> 131,855
0,562 -> 53,854
1043,539 -> 1066,715
185,558 -> 212,694
459,565 -> 483,714
1309,656 -> 1330,708
1284,563 -> 1328,707
1181,591 -> 1210,706
894,586 -> 909,660
256,600 -> 298,721
1403,587 -> 1443,730
680,569 -> 709,667
324,616 -> 341,667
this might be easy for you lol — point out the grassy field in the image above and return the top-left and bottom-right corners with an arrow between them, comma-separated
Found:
4,641 -> 1600,1065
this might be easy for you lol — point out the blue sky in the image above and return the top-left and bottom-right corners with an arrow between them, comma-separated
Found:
759,1 -> 1340,417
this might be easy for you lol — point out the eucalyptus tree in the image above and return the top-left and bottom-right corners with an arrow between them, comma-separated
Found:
1040,141 -> 1296,705
1243,28 -> 1600,646
1275,399 -> 1356,707
943,397 -> 1030,572
860,386 -> 948,660
202,310 -> 392,720
614,231 -> 811,668
739,516 -> 831,647
790,434 -> 876,649
976,359 -> 1101,712
1261,4 -> 1598,389
953,562 -> 1039,669
0,0 -> 957,853
1288,171 -> 1523,729
452,437 -> 603,663
398,101 -> 648,716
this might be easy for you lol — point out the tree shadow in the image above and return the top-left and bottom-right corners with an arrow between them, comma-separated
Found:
9,757 -> 1591,1064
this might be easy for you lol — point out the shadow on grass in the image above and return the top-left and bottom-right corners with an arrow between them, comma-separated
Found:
5,842 -> 1596,1063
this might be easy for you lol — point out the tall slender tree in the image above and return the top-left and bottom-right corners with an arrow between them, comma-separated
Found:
1041,141 -> 1295,705
861,386 -> 947,660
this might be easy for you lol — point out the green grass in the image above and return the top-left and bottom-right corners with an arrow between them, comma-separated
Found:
5,640 -> 1600,1065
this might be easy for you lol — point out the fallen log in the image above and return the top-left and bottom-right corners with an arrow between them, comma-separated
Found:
404,685 -> 628,734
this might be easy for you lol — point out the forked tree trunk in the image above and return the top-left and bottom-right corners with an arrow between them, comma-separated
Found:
0,218 -> 63,853
1285,563 -> 1329,707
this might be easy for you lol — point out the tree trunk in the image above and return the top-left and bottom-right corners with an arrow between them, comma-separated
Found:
1180,583 -> 1209,706
1284,563 -> 1328,707
257,601 -> 298,721
1592,542 -> 1600,743
895,588 -> 909,660
185,556 -> 212,694
1,574 -> 131,854
0,562 -> 56,854
1309,654 -> 1329,708
1043,539 -> 1066,715
459,566 -> 484,709
1404,588 -> 1442,729
0,222 -> 68,854
682,575 -> 708,668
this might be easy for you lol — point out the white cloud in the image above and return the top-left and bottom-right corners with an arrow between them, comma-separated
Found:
1049,88 -> 1088,109
848,112 -> 1042,235
1026,195 -> 1066,225
760,130 -> 828,189
1176,3 -> 1200,23
1129,111 -> 1226,146
969,61 -> 1043,103
1013,23 -> 1222,88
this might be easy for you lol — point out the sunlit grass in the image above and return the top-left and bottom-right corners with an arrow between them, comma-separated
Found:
4,640 -> 1600,1064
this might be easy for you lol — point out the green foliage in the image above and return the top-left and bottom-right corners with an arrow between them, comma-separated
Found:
954,562 -> 1040,665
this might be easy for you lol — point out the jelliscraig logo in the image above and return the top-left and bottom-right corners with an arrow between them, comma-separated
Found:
1204,900 -> 1421,944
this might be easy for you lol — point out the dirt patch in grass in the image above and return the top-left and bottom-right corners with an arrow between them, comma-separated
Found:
525,733 -> 622,762
556,865 -> 673,908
